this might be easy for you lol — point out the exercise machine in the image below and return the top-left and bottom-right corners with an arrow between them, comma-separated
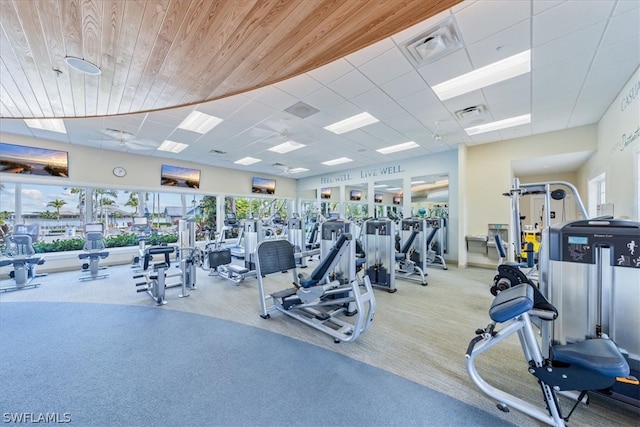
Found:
78,222 -> 109,281
504,178 -> 588,264
222,213 -> 245,258
0,224 -> 45,292
363,218 -> 396,292
287,214 -> 319,268
131,216 -> 152,271
466,267 -> 635,426
425,217 -> 447,270
204,218 -> 260,284
395,218 -> 427,286
539,218 -> 640,406
256,234 -> 376,343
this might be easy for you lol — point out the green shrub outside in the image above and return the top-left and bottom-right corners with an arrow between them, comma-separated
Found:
31,233 -> 179,253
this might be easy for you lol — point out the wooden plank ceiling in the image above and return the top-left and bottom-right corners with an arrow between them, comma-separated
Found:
0,0 -> 461,119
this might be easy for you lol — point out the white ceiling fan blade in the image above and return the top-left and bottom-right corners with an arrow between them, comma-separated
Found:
124,140 -> 159,150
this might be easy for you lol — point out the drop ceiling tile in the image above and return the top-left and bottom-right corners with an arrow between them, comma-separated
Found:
324,101 -> 365,121
413,102 -> 457,127
249,86 -> 299,110
194,94 -> 250,119
612,0 -> 640,15
455,0 -> 530,45
303,87 -> 346,110
306,58 -> 355,85
328,70 -> 376,99
274,73 -> 323,98
351,88 -> 394,110
396,88 -> 440,111
380,70 -> 429,100
417,48 -> 472,86
533,0 -> 561,15
345,37 -> 395,68
224,101 -> 280,127
601,9 -> 640,46
533,21 -> 605,69
533,0 -> 615,47
358,47 -> 414,85
367,102 -> 407,121
466,19 -> 530,68
481,74 -> 531,111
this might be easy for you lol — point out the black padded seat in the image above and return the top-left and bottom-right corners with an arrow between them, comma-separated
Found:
227,264 -> 249,274
552,339 -> 630,378
300,233 -> 350,288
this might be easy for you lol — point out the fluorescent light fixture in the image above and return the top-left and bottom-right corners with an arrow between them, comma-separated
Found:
411,180 -> 425,185
322,157 -> 353,166
432,50 -> 530,100
324,112 -> 378,134
376,141 -> 419,154
234,156 -> 261,165
24,118 -> 67,134
386,187 -> 402,192
287,167 -> 309,174
157,140 -> 188,153
374,184 -> 388,188
465,114 -> 531,136
178,111 -> 223,134
268,140 -> 305,154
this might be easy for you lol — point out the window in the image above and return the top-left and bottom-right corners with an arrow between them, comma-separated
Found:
588,173 -> 606,218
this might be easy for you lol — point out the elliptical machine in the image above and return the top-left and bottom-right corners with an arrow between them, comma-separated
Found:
78,222 -> 109,281
0,224 -> 45,292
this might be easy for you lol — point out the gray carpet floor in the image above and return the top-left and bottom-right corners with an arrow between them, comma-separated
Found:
0,302 -> 515,426
1,258 -> 638,426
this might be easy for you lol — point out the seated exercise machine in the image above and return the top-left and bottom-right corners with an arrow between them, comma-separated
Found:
0,224 -> 45,293
540,218 -> 640,406
287,214 -> 319,268
425,217 -> 447,270
256,233 -> 376,344
133,245 -> 197,305
204,218 -> 260,284
466,267 -> 635,426
395,218 -> 427,286
363,218 -> 397,292
78,222 -> 109,281
133,218 -> 199,305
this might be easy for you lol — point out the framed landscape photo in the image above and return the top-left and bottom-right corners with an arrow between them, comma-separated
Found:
160,164 -> 200,188
0,142 -> 68,177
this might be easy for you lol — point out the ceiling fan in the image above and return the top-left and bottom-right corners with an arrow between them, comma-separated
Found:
94,128 -> 160,150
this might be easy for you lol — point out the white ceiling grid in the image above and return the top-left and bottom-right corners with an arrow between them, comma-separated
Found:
0,0 -> 638,178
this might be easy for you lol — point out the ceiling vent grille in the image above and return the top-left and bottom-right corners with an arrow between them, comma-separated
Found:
284,101 -> 319,118
455,105 -> 486,121
400,17 -> 463,68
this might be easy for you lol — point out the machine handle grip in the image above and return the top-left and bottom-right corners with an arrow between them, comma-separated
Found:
465,335 -> 484,357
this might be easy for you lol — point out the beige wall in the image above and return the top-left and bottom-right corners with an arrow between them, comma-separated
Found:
0,133 -> 297,198
462,125 -> 597,267
578,66 -> 639,220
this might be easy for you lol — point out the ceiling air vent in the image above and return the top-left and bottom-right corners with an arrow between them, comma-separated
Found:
284,101 -> 319,119
400,17 -> 463,68
209,149 -> 227,155
455,105 -> 486,121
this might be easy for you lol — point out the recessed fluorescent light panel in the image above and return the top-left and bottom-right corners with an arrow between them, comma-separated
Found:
465,114 -> 531,136
322,157 -> 353,166
178,111 -> 223,134
157,140 -> 188,153
376,141 -> 419,154
234,156 -> 261,165
24,118 -> 67,134
432,50 -> 531,100
268,140 -> 305,154
411,180 -> 425,185
324,112 -> 379,134
287,167 -> 309,174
